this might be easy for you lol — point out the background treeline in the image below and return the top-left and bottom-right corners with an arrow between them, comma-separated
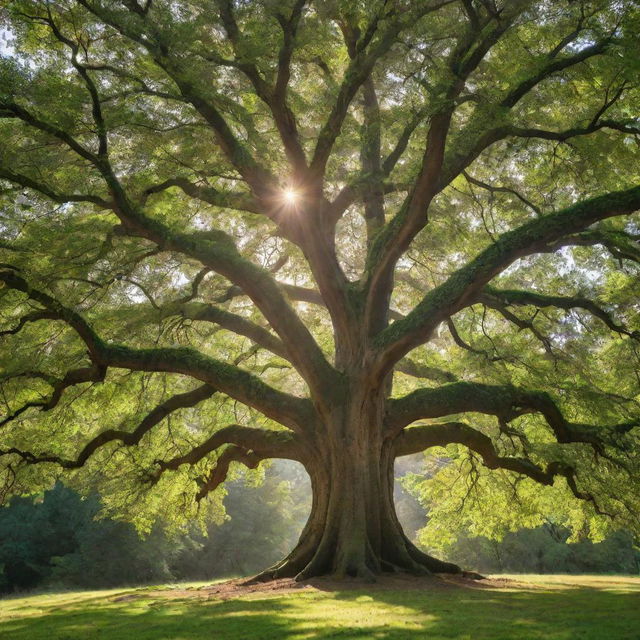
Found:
1,460 -> 638,593
0,462 -> 310,593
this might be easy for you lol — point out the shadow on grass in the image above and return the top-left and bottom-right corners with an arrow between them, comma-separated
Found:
1,583 -> 639,639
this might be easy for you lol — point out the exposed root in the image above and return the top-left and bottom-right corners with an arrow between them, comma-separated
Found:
462,570 -> 486,580
188,573 -> 518,602
249,542 -> 469,584
403,537 -> 462,574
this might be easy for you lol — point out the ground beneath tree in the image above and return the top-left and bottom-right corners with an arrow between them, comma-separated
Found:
139,573 -> 529,602
5,575 -> 639,640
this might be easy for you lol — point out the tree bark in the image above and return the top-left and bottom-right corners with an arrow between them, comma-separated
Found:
254,383 -> 461,581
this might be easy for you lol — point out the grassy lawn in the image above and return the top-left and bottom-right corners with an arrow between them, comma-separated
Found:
0,575 -> 638,639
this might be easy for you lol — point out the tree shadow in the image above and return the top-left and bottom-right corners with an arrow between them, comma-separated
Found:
1,581 -> 638,639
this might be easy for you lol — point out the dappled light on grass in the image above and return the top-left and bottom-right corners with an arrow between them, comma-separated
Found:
1,576 -> 639,639
494,574 -> 640,592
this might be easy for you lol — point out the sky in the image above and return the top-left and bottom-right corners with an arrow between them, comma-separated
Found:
0,28 -> 15,56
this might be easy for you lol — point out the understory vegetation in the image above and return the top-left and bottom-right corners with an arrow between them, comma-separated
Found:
2,459 -> 637,593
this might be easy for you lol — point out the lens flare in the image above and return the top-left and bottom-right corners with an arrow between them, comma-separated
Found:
283,189 -> 297,204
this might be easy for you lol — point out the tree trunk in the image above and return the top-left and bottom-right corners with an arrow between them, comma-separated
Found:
254,383 -> 461,581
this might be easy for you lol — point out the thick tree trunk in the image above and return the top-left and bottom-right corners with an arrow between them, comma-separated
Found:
255,383 -> 461,581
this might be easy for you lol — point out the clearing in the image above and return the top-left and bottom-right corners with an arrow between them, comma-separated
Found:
0,574 -> 638,639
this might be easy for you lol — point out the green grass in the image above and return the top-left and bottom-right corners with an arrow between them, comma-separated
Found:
1,575 -> 639,639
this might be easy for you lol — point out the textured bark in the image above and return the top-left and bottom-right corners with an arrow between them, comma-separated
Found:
255,382 -> 461,581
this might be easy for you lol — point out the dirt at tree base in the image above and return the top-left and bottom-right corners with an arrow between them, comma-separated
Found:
143,573 -> 530,601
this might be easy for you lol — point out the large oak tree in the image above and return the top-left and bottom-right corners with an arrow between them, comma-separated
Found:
0,0 -> 639,580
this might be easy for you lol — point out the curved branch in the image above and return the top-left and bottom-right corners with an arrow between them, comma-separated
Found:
506,119 -> 640,142
0,269 -> 312,432
0,310 -> 59,337
382,107 -> 430,176
77,0 -> 276,196
327,180 -> 408,226
395,358 -> 457,384
0,102 -> 336,399
386,381 -> 638,445
362,4 -> 523,335
195,445 -> 261,500
0,364 -> 106,429
309,2 -> 451,182
393,421 -> 611,514
160,301 -> 289,361
480,287 -> 637,338
500,40 -> 613,109
555,228 -> 640,264
141,177 -> 260,213
0,384 -> 215,468
158,423 -> 302,473
374,183 -> 640,373
154,423 -> 304,501
104,344 -> 311,433
214,0 -> 307,169
0,168 -> 111,209
477,298 -> 555,357
462,171 -> 541,215
439,32 -> 626,200
446,317 -> 497,359
0,101 -> 98,165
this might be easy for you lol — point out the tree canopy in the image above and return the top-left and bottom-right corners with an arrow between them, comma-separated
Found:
0,0 -> 639,579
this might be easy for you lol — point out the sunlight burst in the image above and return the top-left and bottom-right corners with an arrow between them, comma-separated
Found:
283,189 -> 298,205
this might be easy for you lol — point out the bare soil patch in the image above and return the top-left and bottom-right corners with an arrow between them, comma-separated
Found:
145,573 -> 530,601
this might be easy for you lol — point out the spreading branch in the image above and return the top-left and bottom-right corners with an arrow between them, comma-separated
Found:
0,385 -> 215,468
479,287 -> 637,338
155,423 -> 304,501
0,270 -> 312,432
375,184 -> 640,372
386,381 -> 638,446
394,421 -> 611,514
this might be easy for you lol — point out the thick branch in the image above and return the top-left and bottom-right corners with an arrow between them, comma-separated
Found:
386,381 -> 637,446
393,421 -> 610,513
0,384 -> 214,468
309,2 -> 451,182
155,423 -> 303,501
76,0 -> 276,196
362,4 -> 522,335
195,445 -> 261,500
214,0 -> 307,169
395,358 -> 457,384
0,101 -> 335,399
0,270 -> 312,432
158,424 -> 302,473
375,184 -> 640,372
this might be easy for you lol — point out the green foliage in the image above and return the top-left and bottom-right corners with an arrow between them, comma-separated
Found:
0,0 -> 639,569
0,461 -> 310,593
404,450 -> 634,550
0,482 -> 175,592
439,526 -> 640,575
173,461 -> 310,579
0,483 -> 87,591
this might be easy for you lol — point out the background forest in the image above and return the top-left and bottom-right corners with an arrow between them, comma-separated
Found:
2,457 -> 637,593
